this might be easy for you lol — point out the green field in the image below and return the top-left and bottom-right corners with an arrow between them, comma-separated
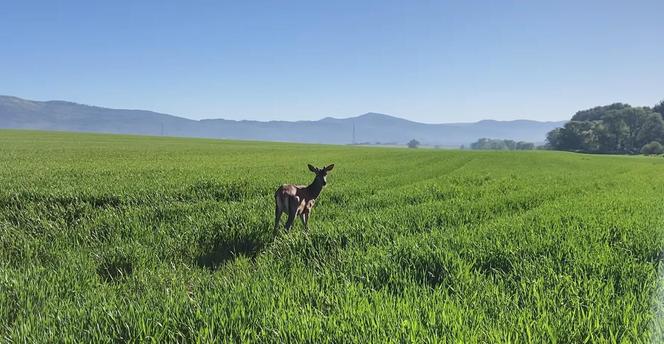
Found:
2,130 -> 664,342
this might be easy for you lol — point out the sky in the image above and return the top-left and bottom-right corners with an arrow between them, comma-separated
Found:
1,0 -> 663,123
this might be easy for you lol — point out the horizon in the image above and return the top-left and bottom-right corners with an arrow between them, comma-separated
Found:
0,94 -> 569,125
2,1 -> 663,122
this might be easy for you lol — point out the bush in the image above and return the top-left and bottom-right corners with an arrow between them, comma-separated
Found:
407,139 -> 420,149
640,141 -> 664,155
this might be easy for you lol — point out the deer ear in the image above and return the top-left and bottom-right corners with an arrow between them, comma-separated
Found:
324,164 -> 335,171
308,164 -> 318,172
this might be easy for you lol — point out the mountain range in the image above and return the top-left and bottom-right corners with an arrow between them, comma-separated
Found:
0,95 -> 565,146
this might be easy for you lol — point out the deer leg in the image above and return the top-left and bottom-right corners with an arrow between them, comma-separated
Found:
274,205 -> 283,232
285,210 -> 296,231
284,198 -> 298,231
300,213 -> 309,230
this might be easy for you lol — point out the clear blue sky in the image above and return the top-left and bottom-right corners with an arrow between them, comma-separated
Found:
1,1 -> 662,123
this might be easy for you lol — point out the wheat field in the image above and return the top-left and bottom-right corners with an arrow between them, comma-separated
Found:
1,130 -> 664,342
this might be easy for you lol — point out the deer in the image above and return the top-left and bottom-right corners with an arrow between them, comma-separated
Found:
274,164 -> 335,232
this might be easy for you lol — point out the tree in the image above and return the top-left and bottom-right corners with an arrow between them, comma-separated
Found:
571,103 -> 630,122
407,139 -> 420,149
469,138 -> 534,150
551,121 -> 597,152
471,138 -> 505,150
596,113 -> 629,153
546,103 -> 664,154
619,107 -> 655,153
636,114 -> 664,148
516,141 -> 535,150
546,128 -> 563,149
641,141 -> 664,155
654,100 -> 664,117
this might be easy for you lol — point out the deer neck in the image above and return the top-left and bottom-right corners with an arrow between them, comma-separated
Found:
306,177 -> 324,199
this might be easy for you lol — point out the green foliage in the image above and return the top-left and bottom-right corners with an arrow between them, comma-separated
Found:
516,141 -> 535,150
470,138 -> 534,150
641,141 -> 664,155
407,139 -> 420,148
548,104 -> 664,154
570,103 -> 632,122
1,130 -> 664,342
654,100 -> 664,116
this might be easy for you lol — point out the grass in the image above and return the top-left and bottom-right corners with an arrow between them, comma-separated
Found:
1,129 -> 664,342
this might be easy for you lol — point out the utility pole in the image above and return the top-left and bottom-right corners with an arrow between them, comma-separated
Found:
352,121 -> 356,144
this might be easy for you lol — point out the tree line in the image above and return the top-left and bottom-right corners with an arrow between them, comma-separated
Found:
546,100 -> 664,155
469,138 -> 535,150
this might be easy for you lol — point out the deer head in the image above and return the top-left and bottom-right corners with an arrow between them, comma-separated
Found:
308,164 -> 334,186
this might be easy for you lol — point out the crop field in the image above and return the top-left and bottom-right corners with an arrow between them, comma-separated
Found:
1,130 -> 664,342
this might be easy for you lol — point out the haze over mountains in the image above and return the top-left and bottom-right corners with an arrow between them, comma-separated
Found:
0,95 -> 565,146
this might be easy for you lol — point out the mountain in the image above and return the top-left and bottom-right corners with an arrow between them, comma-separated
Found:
0,95 -> 566,146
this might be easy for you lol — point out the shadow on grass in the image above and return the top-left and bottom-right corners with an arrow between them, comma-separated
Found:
196,235 -> 267,270
473,253 -> 513,275
97,260 -> 133,283
178,180 -> 259,203
1,192 -> 123,209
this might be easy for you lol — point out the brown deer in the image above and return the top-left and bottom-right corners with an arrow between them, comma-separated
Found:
274,164 -> 335,231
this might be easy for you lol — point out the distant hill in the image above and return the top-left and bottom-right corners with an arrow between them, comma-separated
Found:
0,95 -> 566,146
